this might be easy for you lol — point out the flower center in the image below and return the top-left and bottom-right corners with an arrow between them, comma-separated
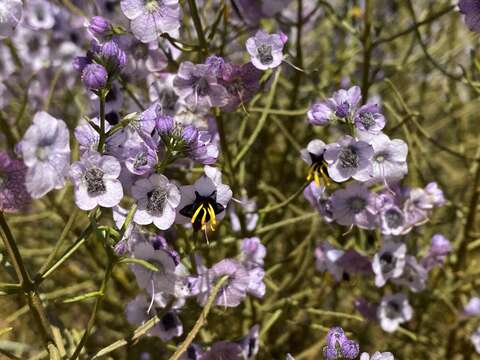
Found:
375,152 -> 388,163
194,77 -> 210,97
84,167 -> 106,195
147,189 -> 167,213
160,312 -> 177,331
0,170 -> 5,188
379,252 -> 395,273
179,191 -> 224,231
359,111 -> 375,129
257,44 -> 273,65
335,102 -> 350,118
339,146 -> 359,169
348,196 -> 366,214
35,147 -> 48,161
385,301 -> 401,319
134,152 -> 148,169
384,208 -> 404,228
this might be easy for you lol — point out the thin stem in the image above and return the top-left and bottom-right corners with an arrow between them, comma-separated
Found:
187,0 -> 208,59
97,90 -> 107,152
168,275 -> 228,360
361,0 -> 373,102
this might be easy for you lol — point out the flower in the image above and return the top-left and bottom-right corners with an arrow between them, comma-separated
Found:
240,237 -> 266,268
315,242 -> 345,281
100,40 -> 127,73
330,182 -> 378,229
219,62 -> 262,112
403,182 -> 445,227
130,241 -> 191,297
173,61 -> 228,110
237,325 -> 260,360
308,86 -> 362,125
324,136 -> 373,182
246,30 -> 285,70
459,0 -> 480,33
19,111 -> 70,199
300,139 -> 329,187
120,0 -> 181,43
377,293 -> 413,333
69,151 -> 123,210
0,0 -> 23,39
304,182 -> 334,222
125,294 -> 183,341
360,352 -> 394,360
81,63 -> 108,90
471,327 -> 480,354
421,233 -> 452,271
372,242 -> 406,287
379,204 -> 406,235
196,259 -> 250,307
323,327 -> 359,360
464,297 -> 480,317
87,16 -> 110,38
354,103 -> 385,134
392,255 -> 427,292
182,125 -> 219,165
0,152 -> 30,212
177,167 -> 232,231
131,174 -> 181,230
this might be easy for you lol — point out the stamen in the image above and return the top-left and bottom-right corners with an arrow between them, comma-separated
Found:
191,204 -> 204,224
208,203 -> 217,225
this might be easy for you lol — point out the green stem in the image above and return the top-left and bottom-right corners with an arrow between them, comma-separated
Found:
97,90 -> 107,152
187,0 -> 208,59
361,0 -> 373,102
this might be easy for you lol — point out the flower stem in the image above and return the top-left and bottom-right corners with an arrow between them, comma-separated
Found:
97,89 -> 107,152
187,0 -> 208,59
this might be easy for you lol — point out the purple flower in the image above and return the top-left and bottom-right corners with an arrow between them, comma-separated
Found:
220,62 -> 262,112
403,182 -> 445,228
131,174 -> 181,230
0,0 -> 23,39
88,16 -> 110,38
19,111 -> 70,199
173,61 -> 229,110
130,241 -> 191,298
464,297 -> 480,317
205,55 -> 226,77
324,136 -> 373,182
309,86 -> 362,125
196,259 -> 250,307
177,167 -> 232,231
380,204 -> 406,236
125,294 -> 183,341
356,132 -> 408,184
121,0 -> 181,43
360,352 -> 394,360
124,136 -> 158,176
421,233 -> 451,270
459,0 -> 480,32
372,242 -> 406,287
81,63 -> 108,90
315,242 -> 345,281
100,40 -> 127,73
354,103 -> 385,134
182,125 -> 219,165
377,293 -> 413,333
69,152 -> 123,210
323,327 -> 359,360
237,325 -> 260,360
0,152 -> 30,212
393,255 -> 427,292
246,30 -> 285,70
330,182 -> 378,229
240,237 -> 266,268
304,182 -> 333,222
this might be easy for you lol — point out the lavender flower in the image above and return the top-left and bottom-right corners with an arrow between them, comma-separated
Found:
372,242 -> 406,287
421,233 -> 452,270
360,352 -> 394,360
219,62 -> 262,112
330,182 -> 378,229
315,242 -> 345,281
354,103 -> 386,134
356,133 -> 408,184
380,204 -> 406,236
130,241 -> 191,298
196,259 -> 250,307
131,174 -> 181,230
377,293 -> 413,333
81,63 -> 108,90
323,327 -> 359,360
177,167 -> 232,231
304,182 -> 334,222
120,0 -> 181,43
240,237 -> 266,268
87,16 -> 110,38
403,182 -> 446,227
324,136 -> 373,182
125,294 -> 183,341
173,61 -> 228,110
238,325 -> 260,359
246,30 -> 285,70
0,152 -> 30,212
19,111 -> 70,199
471,327 -> 480,354
393,255 -> 427,292
0,0 -> 23,39
309,86 -> 362,125
459,0 -> 480,33
464,297 -> 480,317
70,152 -> 123,210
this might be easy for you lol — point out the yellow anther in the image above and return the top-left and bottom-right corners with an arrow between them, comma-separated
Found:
201,207 -> 207,226
314,171 -> 321,187
207,203 -> 217,225
191,204 -> 205,224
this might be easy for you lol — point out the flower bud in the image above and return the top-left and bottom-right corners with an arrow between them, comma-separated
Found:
81,63 -> 108,90
156,115 -> 174,134
88,16 -> 110,37
73,56 -> 91,73
101,40 -> 127,72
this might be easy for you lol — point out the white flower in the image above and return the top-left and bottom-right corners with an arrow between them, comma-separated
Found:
377,293 -> 413,333
0,0 -> 22,39
360,352 -> 394,360
372,242 -> 406,287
